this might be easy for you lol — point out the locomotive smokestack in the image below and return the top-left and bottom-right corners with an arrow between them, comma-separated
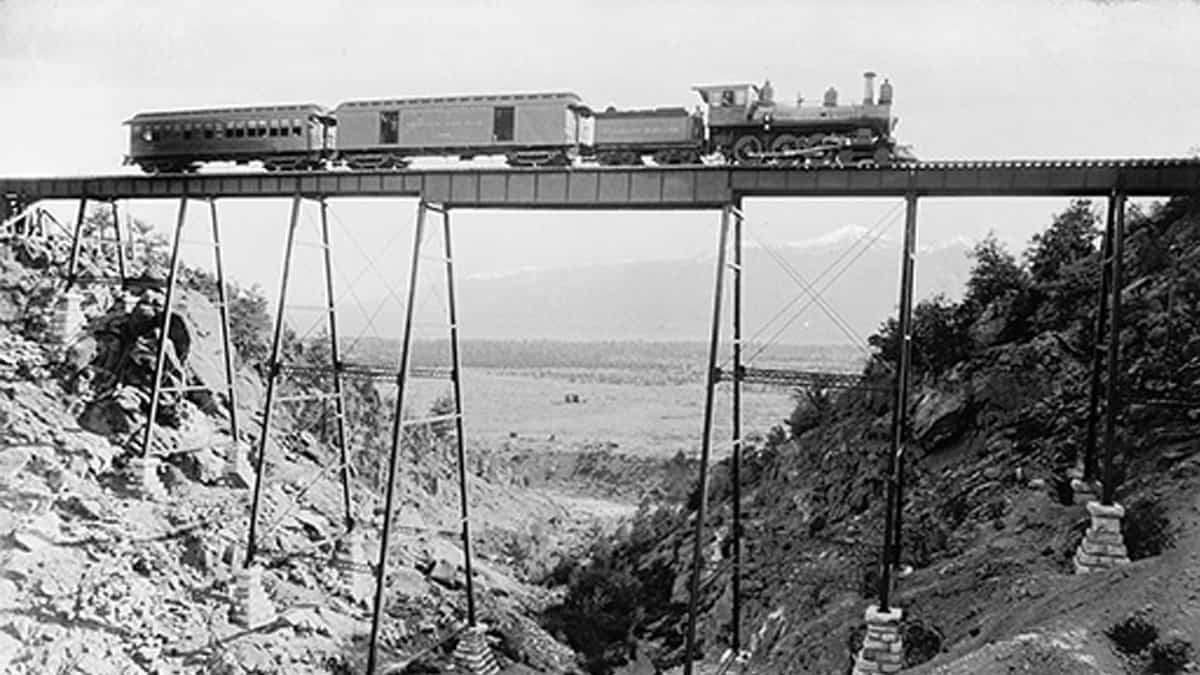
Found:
863,71 -> 877,105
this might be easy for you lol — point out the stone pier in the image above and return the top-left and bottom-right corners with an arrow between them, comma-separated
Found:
452,625 -> 500,675
230,565 -> 275,628
224,441 -> 255,490
851,605 -> 904,674
333,528 -> 372,602
127,455 -> 165,500
1074,501 -> 1131,573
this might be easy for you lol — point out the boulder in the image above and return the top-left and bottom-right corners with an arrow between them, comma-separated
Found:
0,446 -> 32,486
970,297 -> 1012,348
912,386 -> 971,449
427,557 -> 460,589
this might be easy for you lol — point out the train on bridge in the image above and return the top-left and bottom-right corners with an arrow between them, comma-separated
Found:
125,72 -> 915,173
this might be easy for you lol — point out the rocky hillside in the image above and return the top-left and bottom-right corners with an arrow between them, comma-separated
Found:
544,197 -> 1200,674
0,215 -> 610,673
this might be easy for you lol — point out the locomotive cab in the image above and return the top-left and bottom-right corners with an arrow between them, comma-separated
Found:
692,84 -> 758,127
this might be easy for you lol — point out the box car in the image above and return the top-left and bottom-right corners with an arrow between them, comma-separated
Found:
125,104 -> 333,173
333,92 -> 593,167
591,106 -> 704,164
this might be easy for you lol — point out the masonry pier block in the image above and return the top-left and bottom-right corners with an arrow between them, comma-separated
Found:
334,528 -> 372,602
852,605 -> 904,674
1074,501 -> 1131,573
230,564 -> 275,628
127,455 -> 165,500
224,441 -> 254,490
452,625 -> 500,675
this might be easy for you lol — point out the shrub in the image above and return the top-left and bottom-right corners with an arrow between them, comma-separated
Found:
1123,498 -> 1174,560
1148,637 -> 1192,673
902,618 -> 944,667
1105,612 -> 1158,655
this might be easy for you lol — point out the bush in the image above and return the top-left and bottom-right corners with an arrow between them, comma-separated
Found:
1123,498 -> 1174,560
902,618 -> 944,667
1148,637 -> 1192,673
1105,612 -> 1158,655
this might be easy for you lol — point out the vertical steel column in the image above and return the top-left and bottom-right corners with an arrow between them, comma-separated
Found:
730,205 -> 744,655
318,198 -> 354,531
111,201 -> 128,282
66,198 -> 87,288
367,201 -> 428,675
245,195 -> 303,566
1083,194 -> 1116,483
139,197 -> 188,458
440,206 -> 477,626
209,198 -> 241,451
683,205 -> 732,675
878,193 -> 917,613
1101,192 -> 1126,506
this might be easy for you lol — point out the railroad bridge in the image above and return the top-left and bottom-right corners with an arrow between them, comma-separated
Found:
3,158 -> 1198,674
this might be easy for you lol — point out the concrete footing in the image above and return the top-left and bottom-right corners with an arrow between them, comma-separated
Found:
1074,501 -> 1131,573
127,456 -> 165,499
452,625 -> 500,675
851,605 -> 904,674
230,565 -> 275,628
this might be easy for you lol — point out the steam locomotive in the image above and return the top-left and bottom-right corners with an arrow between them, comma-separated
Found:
124,72 -> 913,173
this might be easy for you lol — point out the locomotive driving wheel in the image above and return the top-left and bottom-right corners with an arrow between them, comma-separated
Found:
770,134 -> 801,154
731,135 -> 764,164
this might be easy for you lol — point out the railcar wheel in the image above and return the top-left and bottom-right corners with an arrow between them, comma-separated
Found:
732,135 -> 764,164
835,149 -> 854,166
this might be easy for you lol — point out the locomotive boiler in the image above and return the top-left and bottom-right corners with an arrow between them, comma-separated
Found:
694,72 -> 908,166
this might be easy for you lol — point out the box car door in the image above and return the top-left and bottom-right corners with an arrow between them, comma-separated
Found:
492,106 -> 515,143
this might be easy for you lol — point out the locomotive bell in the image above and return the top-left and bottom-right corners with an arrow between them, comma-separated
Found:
863,71 -> 877,105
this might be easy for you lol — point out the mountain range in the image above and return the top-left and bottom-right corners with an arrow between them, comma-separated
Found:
405,228 -> 976,347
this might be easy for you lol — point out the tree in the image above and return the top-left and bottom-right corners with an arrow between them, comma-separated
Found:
962,232 -> 1028,316
868,294 -> 970,378
1026,199 -> 1099,285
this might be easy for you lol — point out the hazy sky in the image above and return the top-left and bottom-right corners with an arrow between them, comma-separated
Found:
2,0 -> 1198,338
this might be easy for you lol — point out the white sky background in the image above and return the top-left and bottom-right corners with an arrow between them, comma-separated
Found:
2,0 -> 1198,339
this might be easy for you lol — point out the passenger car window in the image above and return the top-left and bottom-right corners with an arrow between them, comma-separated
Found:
493,106 -> 515,142
379,111 -> 399,144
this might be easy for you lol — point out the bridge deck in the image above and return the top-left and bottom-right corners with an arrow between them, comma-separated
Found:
3,159 -> 1199,210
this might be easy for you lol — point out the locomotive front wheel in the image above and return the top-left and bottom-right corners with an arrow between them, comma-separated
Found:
732,136 -> 764,164
873,147 -> 893,167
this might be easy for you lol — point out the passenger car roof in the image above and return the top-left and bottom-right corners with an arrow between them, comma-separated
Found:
335,91 -> 582,110
124,103 -> 327,124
